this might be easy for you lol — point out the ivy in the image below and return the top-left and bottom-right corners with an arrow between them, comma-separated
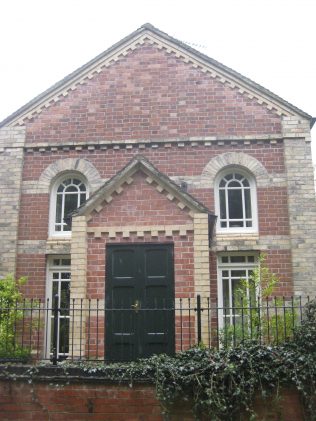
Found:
1,298 -> 315,420
61,299 -> 316,420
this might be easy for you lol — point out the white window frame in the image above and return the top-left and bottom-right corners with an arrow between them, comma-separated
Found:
45,256 -> 71,359
49,173 -> 89,238
215,168 -> 258,233
217,253 -> 258,329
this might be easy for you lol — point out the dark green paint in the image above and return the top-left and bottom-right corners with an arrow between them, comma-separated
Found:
105,244 -> 175,361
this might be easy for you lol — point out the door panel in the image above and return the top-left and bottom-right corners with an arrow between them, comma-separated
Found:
106,244 -> 174,361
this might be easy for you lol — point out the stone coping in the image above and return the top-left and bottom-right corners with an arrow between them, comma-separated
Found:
0,364 -> 153,384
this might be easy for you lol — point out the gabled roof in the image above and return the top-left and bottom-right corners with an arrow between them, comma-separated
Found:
0,23 -> 313,128
73,155 -> 215,219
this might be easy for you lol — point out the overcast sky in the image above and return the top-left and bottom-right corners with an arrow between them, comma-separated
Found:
1,0 -> 315,159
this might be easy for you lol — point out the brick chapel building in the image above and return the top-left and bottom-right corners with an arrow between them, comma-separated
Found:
0,24 -> 315,360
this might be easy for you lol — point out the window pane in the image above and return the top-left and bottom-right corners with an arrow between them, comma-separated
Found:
228,189 -> 243,219
231,270 -> 246,278
79,183 -> 86,192
59,318 -> 70,354
220,190 -> 226,219
63,179 -> 71,186
64,193 -> 79,217
60,282 -> 70,315
243,179 -> 249,187
230,256 -> 246,263
219,179 -> 226,187
57,184 -> 64,193
56,195 -> 63,224
52,281 -> 58,297
80,193 -> 87,205
65,186 -> 78,193
222,278 -> 230,310
232,278 -> 244,315
245,189 -> 252,219
228,180 -> 241,188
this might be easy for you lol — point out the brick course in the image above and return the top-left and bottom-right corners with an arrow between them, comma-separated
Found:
22,142 -> 285,181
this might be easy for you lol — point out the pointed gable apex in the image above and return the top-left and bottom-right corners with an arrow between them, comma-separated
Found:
73,155 -> 214,220
0,23 -> 312,128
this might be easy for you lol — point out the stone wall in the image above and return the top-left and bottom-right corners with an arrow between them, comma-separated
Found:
0,127 -> 25,277
283,117 -> 316,296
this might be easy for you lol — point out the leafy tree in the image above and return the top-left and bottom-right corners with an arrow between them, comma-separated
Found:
0,274 -> 31,360
220,254 -> 298,347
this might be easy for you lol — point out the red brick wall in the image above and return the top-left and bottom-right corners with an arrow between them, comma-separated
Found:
18,193 -> 49,240
87,171 -> 192,227
22,142 -> 285,181
25,43 -> 282,144
15,41 -> 293,312
16,253 -> 46,299
87,234 -> 194,300
257,187 -> 289,235
265,249 -> 293,296
0,381 -> 304,421
19,142 -> 289,241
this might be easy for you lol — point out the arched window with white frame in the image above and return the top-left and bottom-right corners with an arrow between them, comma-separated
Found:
49,174 -> 88,236
215,169 -> 257,232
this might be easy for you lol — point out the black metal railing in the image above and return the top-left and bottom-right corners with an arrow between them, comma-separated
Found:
0,295 -> 311,365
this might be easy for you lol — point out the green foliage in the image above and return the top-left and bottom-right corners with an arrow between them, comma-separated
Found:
61,300 -> 316,420
0,274 -> 31,360
220,254 -> 298,347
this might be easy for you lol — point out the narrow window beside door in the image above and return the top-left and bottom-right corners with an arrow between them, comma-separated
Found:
46,257 -> 71,359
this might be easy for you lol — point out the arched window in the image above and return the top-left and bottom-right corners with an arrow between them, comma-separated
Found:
50,175 -> 88,236
215,169 -> 257,232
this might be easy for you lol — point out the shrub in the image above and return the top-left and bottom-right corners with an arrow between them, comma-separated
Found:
220,254 -> 298,347
0,274 -> 31,360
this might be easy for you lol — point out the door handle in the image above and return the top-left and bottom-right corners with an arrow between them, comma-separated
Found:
131,300 -> 140,313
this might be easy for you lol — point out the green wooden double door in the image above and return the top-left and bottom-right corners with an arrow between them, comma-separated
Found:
105,244 -> 175,361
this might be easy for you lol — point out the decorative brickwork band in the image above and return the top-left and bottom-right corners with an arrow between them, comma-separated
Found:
87,224 -> 194,239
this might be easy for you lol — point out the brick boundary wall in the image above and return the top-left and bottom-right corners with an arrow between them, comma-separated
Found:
0,367 -> 305,421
